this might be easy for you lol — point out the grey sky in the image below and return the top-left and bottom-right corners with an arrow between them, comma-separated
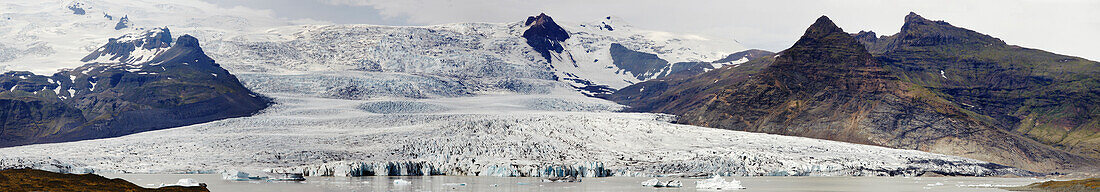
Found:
204,0 -> 1100,61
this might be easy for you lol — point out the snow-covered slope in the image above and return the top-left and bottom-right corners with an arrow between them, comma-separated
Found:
204,14 -> 746,97
552,16 -> 745,90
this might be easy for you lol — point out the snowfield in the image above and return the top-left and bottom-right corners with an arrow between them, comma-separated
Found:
206,18 -> 745,95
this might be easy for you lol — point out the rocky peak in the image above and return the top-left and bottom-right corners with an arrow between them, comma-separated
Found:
521,13 -> 570,62
896,12 -> 1005,46
114,15 -> 130,30
174,34 -> 200,49
80,27 -> 173,64
852,31 -> 878,42
899,12 -> 947,32
802,16 -> 845,38
783,15 -> 873,65
904,12 -> 926,23
145,34 -> 210,66
136,28 -> 174,49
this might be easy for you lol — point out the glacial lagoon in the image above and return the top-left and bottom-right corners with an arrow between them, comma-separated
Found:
100,173 -> 1046,192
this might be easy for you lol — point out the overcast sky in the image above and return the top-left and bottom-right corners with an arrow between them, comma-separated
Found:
204,0 -> 1100,60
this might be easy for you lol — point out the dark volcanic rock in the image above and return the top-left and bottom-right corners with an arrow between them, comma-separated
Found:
522,13 -> 570,62
0,169 -> 209,192
114,15 -> 130,30
0,30 -> 270,148
67,3 -> 86,15
609,43 -> 670,80
611,15 -> 1099,172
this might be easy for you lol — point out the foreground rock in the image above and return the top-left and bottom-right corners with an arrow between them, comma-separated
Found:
1002,178 -> 1100,192
0,168 -> 208,192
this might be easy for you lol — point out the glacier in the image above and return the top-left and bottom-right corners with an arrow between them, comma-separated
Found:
0,0 -> 1039,179
0,91 -> 1035,177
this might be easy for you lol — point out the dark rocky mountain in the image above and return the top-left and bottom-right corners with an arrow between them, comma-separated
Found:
856,12 -> 1100,163
66,3 -> 86,15
610,15 -> 1099,172
522,13 -> 570,62
114,15 -> 130,30
0,28 -> 270,148
609,43 -> 669,80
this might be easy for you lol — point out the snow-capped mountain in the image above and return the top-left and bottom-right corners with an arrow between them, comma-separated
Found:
0,27 -> 269,148
0,0 -> 308,75
550,15 -> 748,95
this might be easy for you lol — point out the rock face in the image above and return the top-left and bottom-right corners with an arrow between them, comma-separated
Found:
856,12 -> 1100,162
663,49 -> 774,79
114,15 -> 129,30
610,15 -> 1099,172
66,3 -> 86,15
0,29 -> 270,147
609,47 -> 775,82
522,13 -> 570,62
609,43 -> 670,80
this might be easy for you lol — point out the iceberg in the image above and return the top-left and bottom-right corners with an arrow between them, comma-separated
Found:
393,179 -> 411,185
221,170 -> 251,181
663,180 -> 683,188
695,175 -> 744,190
160,178 -> 203,187
641,178 -> 682,188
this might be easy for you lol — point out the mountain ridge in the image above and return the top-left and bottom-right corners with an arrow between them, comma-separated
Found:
857,12 -> 1100,161
611,14 -> 1099,172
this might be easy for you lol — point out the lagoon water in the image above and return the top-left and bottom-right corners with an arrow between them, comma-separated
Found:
100,173 -> 1043,192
